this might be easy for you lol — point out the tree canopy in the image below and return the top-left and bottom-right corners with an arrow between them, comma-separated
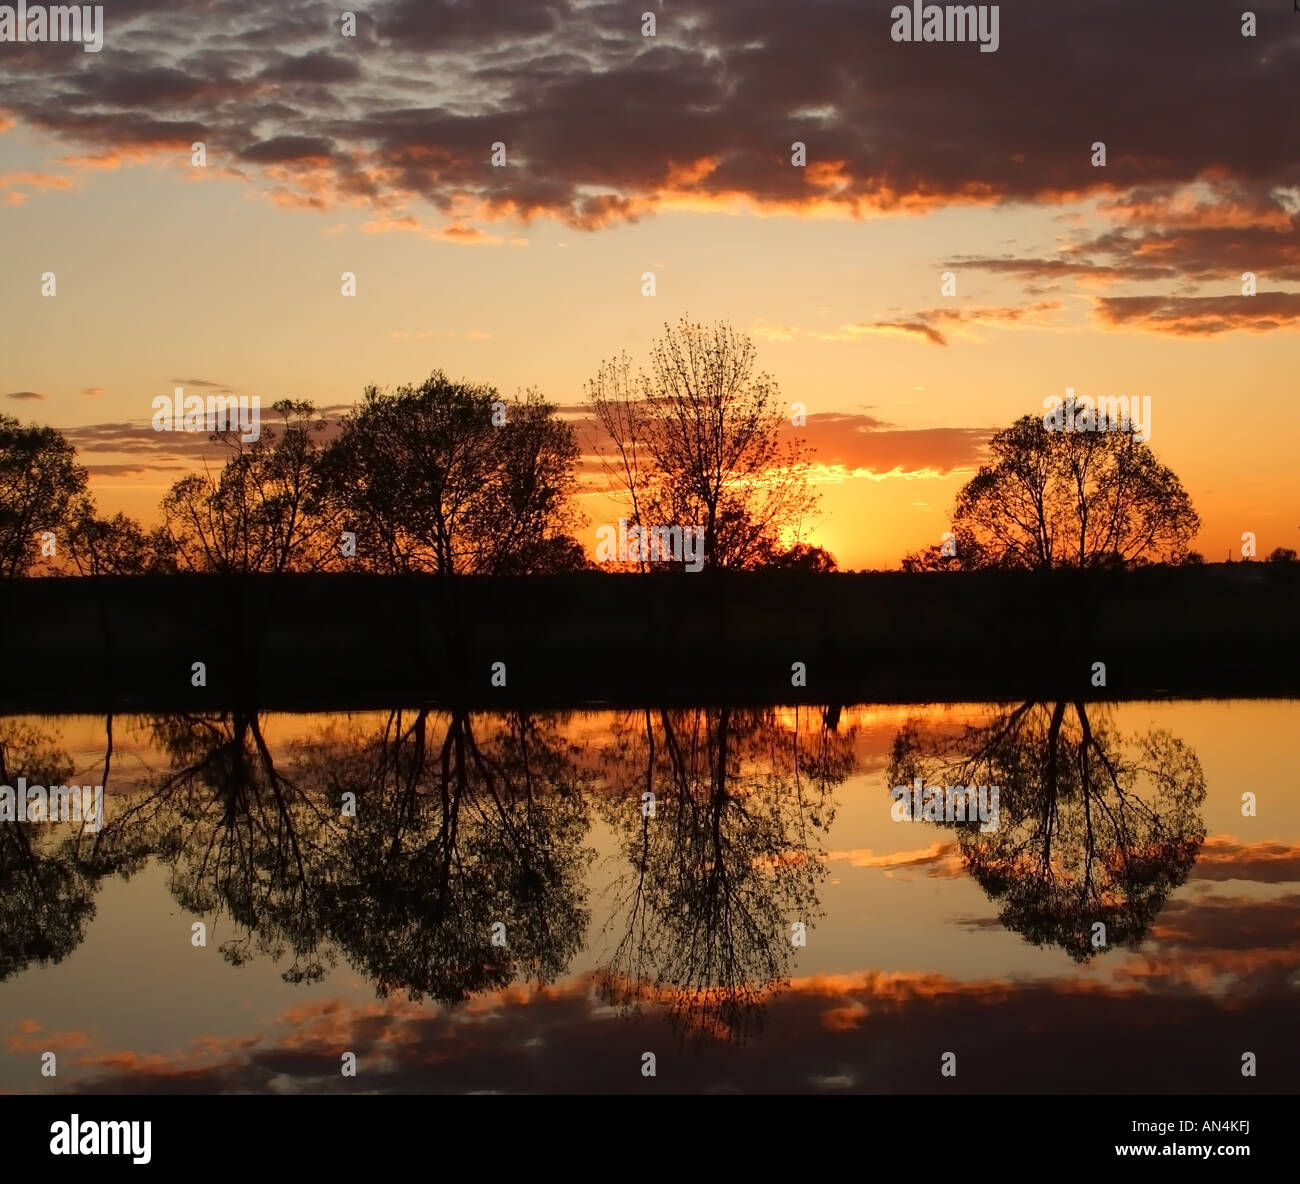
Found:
321,374 -> 585,576
904,413 -> 1200,571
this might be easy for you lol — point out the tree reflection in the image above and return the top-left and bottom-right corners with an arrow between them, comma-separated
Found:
888,701 -> 1207,960
596,706 -> 855,1040
95,710 -> 340,982
310,708 -> 593,1003
92,708 -> 595,1002
0,723 -> 98,980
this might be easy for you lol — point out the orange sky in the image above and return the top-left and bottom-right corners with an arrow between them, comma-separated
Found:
1,0 -> 1297,569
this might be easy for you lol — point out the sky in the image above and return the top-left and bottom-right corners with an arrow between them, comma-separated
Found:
1,0 -> 1298,569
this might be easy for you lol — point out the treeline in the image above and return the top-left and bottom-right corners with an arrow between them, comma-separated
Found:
6,318 -> 1284,579
1,383 -> 592,579
2,319 -> 840,579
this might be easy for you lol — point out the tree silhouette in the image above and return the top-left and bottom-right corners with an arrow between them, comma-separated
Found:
320,375 -> 585,576
160,400 -> 340,574
595,706 -> 854,1040
90,711 -> 342,981
62,709 -> 596,1000
65,511 -> 175,576
0,416 -> 88,579
887,701 -> 1207,960
903,411 -> 1199,570
587,319 -> 820,571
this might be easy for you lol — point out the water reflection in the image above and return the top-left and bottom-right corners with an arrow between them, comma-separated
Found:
595,707 -> 855,1039
887,701 -> 1207,960
0,701 -> 1209,1013
0,723 -> 98,980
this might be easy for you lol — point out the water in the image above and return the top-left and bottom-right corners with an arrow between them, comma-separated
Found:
1,700 -> 1296,1093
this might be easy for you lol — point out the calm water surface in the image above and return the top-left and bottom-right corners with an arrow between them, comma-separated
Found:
2,700 -> 1296,1093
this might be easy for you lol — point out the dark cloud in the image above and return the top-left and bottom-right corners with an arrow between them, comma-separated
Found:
1096,292 -> 1300,336
869,319 -> 947,345
61,421 -> 231,468
954,181 -> 1300,293
85,65 -> 238,107
1190,838 -> 1300,885
950,255 -> 1176,283
382,0 -> 567,48
4,391 -> 45,400
53,944 -> 1300,1094
82,461 -> 189,476
0,0 -> 1291,232
260,51 -> 361,84
239,135 -> 336,163
1150,892 -> 1300,957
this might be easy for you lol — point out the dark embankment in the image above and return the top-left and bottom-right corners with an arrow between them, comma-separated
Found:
0,563 -> 1296,712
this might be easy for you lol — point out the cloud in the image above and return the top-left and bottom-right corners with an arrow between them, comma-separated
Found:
60,421 -> 231,472
259,51 -> 361,85
82,461 -> 190,476
826,841 -> 964,875
844,319 -> 947,346
1190,837 -> 1300,884
955,182 -> 1300,289
0,170 -> 73,192
798,413 -> 991,477
0,1 -> 1291,235
576,409 -> 990,485
5,391 -> 45,400
6,1027 -> 89,1053
47,946 -> 1300,1094
950,254 -> 1172,284
360,216 -> 507,243
784,302 -> 1064,347
81,387 -> 104,397
1095,292 -> 1300,336
948,179 -> 1300,335
239,136 -> 336,165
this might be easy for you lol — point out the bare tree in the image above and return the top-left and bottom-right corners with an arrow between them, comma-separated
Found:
587,318 -> 820,570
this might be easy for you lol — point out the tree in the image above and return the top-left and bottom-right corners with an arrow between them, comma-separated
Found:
901,535 -> 997,572
160,400 -> 339,573
758,541 -> 838,572
66,510 -> 175,576
587,318 -> 819,571
0,417 -> 88,578
902,412 -> 1199,570
1266,547 -> 1297,564
321,373 -> 584,575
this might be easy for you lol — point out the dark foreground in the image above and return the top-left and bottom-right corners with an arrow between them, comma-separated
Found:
1,564 -> 1296,711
